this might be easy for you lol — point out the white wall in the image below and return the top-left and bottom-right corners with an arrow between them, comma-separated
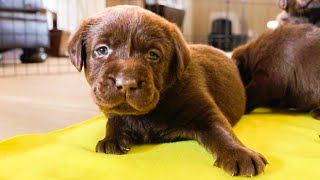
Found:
181,0 -> 192,42
42,0 -> 193,40
43,0 -> 106,33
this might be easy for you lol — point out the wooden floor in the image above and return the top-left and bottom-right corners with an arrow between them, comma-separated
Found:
0,59 -> 100,140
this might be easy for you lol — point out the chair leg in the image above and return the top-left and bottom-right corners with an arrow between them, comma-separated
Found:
20,48 -> 48,63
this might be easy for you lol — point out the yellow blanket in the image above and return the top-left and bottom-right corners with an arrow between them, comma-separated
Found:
0,109 -> 319,180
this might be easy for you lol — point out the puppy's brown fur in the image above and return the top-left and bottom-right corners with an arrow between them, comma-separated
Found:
277,0 -> 320,26
277,11 -> 310,26
232,23 -> 320,119
68,5 -> 267,176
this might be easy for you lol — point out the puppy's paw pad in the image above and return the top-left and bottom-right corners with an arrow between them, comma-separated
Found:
215,147 -> 268,177
96,139 -> 130,154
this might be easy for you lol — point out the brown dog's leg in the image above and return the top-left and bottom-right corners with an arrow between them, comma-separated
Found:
245,72 -> 286,113
197,114 -> 268,176
310,107 -> 320,120
245,81 -> 270,113
96,115 -> 135,154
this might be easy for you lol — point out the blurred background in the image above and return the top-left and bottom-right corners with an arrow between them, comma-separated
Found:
0,0 -> 281,139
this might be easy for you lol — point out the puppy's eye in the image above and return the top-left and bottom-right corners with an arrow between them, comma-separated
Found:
146,49 -> 160,61
95,46 -> 110,57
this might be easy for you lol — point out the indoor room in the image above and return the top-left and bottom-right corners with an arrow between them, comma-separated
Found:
0,0 -> 319,179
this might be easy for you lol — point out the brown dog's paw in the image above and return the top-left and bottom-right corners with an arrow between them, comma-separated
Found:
214,147 -> 268,177
310,107 -> 320,120
96,137 -> 133,154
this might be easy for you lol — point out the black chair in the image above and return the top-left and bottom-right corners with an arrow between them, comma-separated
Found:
208,18 -> 247,51
0,0 -> 49,63
144,1 -> 185,30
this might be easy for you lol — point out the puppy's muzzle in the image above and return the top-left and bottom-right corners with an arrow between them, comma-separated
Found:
92,62 -> 160,115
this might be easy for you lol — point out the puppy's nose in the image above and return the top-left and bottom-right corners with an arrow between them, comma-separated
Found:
115,77 -> 138,93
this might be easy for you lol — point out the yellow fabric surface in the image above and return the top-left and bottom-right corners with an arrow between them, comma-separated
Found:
0,109 -> 319,180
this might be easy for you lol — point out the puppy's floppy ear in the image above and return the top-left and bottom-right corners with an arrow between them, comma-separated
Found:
278,0 -> 288,9
232,44 -> 248,67
171,25 -> 191,79
68,19 -> 95,72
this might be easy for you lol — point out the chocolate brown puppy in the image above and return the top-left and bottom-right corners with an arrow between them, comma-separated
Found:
68,5 -> 267,176
277,0 -> 320,26
232,23 -> 320,119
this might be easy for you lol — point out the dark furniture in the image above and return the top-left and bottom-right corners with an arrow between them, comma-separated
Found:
144,2 -> 185,30
0,0 -> 49,63
208,18 -> 247,51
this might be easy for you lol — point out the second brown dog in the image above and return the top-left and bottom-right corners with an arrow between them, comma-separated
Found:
232,23 -> 320,119
277,0 -> 320,26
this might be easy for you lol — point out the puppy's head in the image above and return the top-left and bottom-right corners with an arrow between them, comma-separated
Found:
278,0 -> 320,15
68,5 -> 190,115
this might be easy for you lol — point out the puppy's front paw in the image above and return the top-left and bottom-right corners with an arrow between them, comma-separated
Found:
96,137 -> 133,154
214,147 -> 268,177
